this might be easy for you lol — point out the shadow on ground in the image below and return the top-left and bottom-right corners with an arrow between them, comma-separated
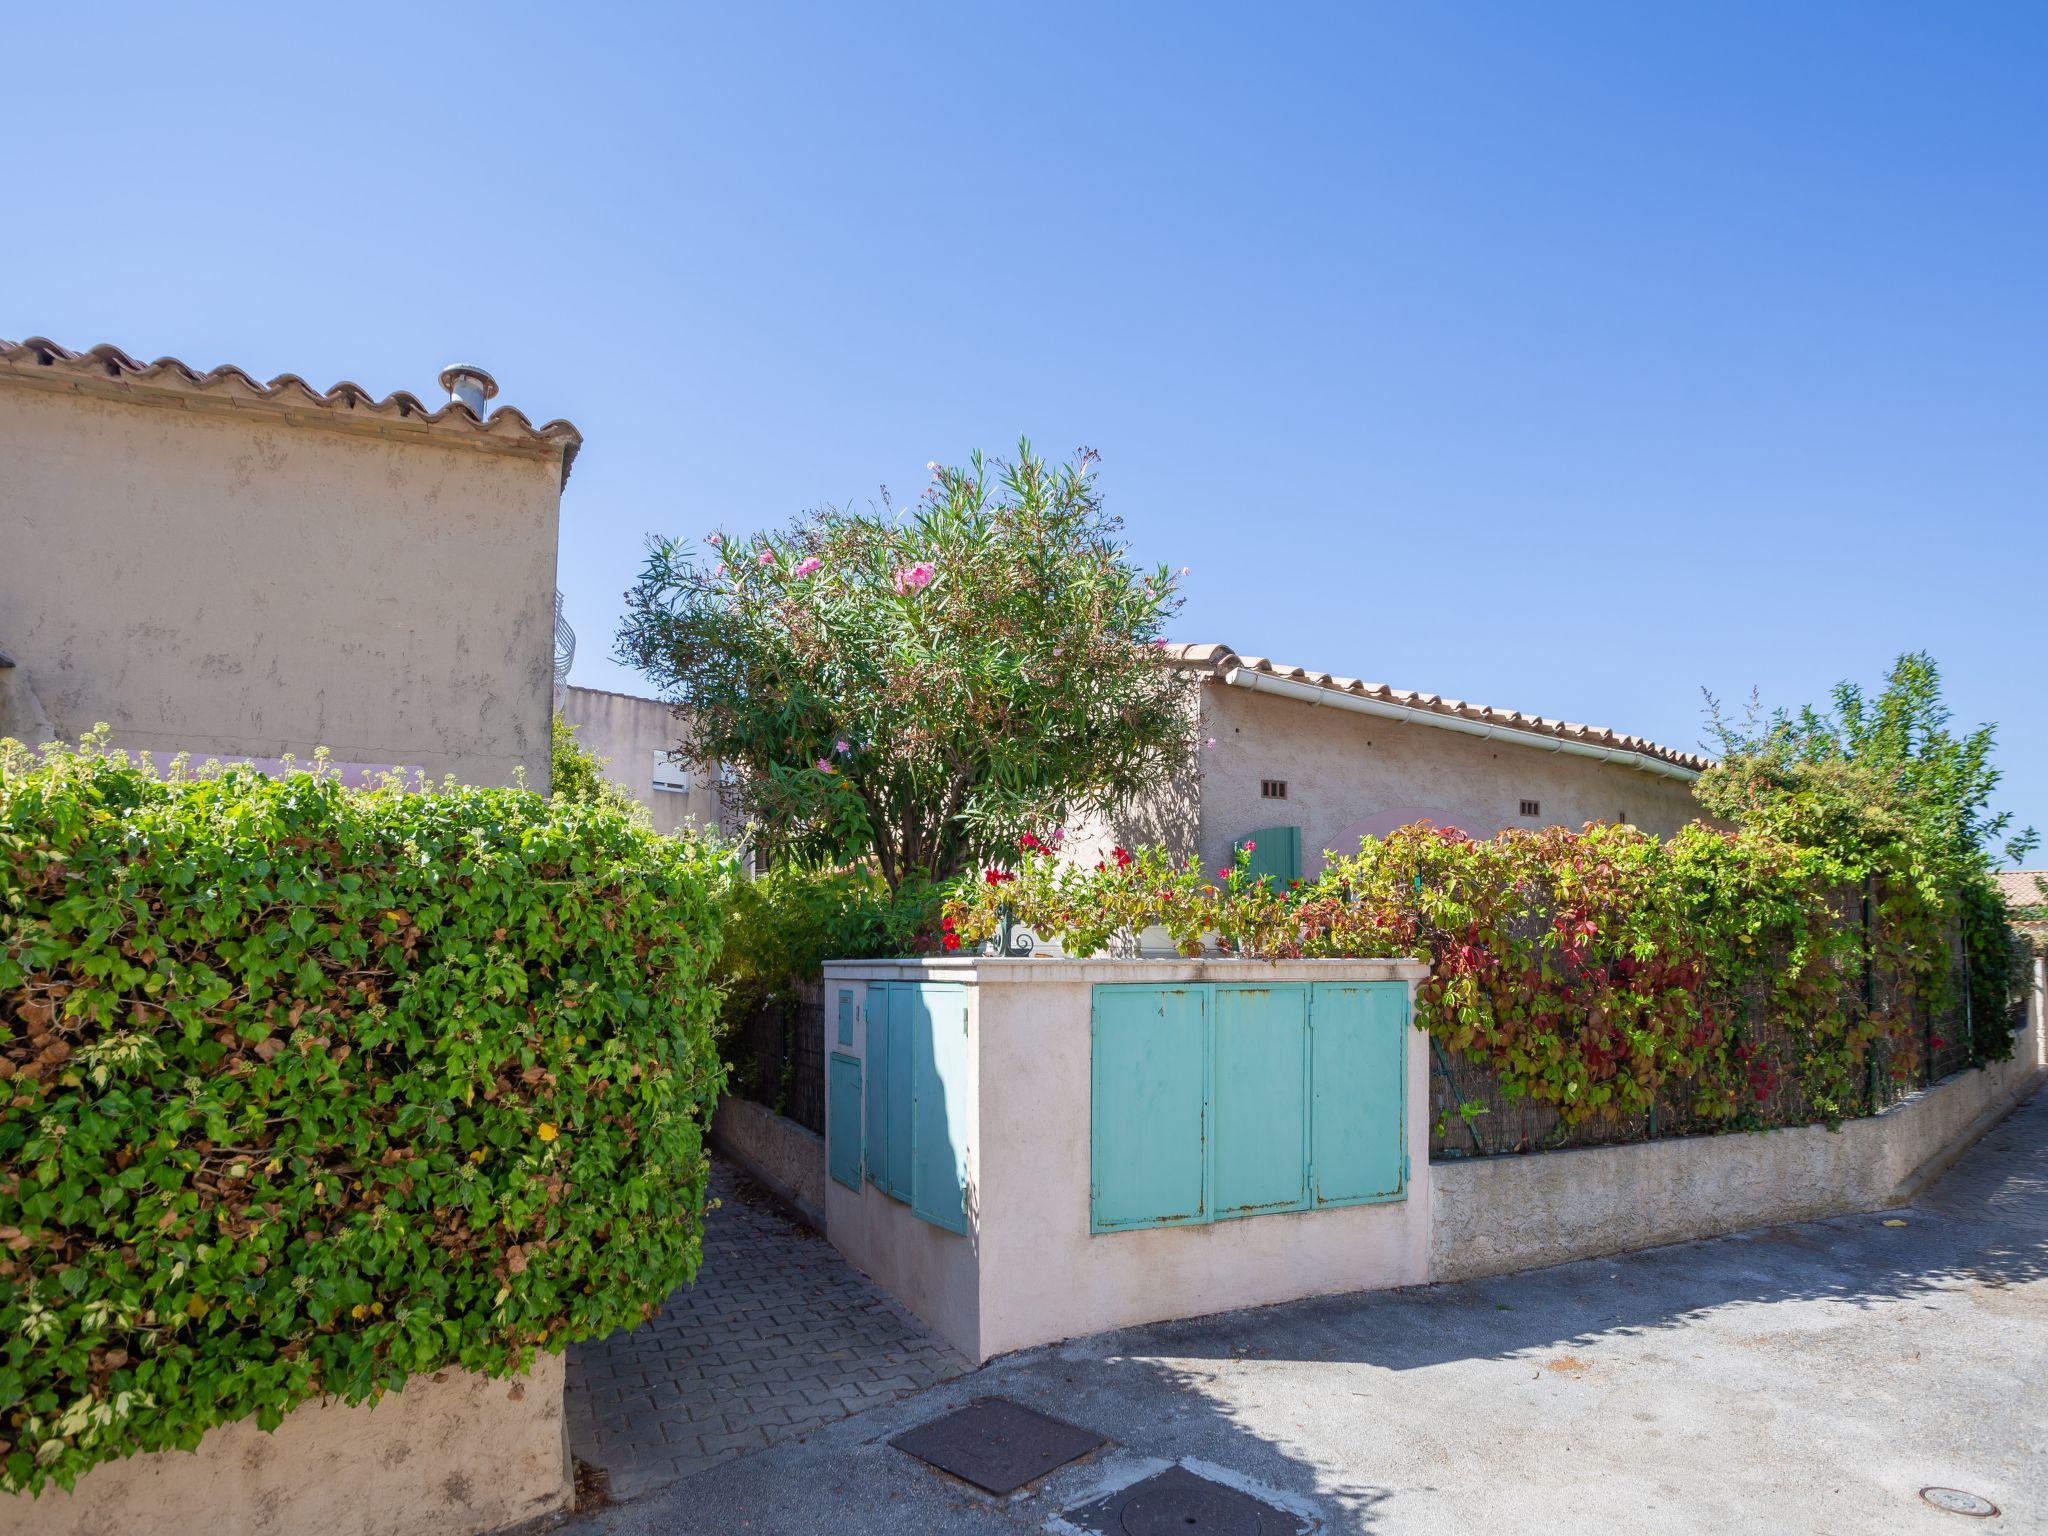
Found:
573,1087 -> 2046,1535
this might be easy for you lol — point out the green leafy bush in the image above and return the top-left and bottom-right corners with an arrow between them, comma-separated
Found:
0,738 -> 727,1494
717,862 -> 943,1031
550,714 -> 650,823
947,821 -> 1915,1129
616,441 -> 1195,887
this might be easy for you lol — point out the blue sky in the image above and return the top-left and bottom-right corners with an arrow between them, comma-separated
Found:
10,3 -> 2043,856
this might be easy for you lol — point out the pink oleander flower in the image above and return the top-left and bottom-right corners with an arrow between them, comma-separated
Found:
835,739 -> 850,754
707,532 -> 724,547
893,561 -> 936,594
1205,737 -> 1217,748
927,460 -> 942,475
815,758 -> 835,773
757,548 -> 776,566
1149,638 -> 1169,649
792,556 -> 822,578
1243,840 -> 1257,853
1179,566 -> 1190,575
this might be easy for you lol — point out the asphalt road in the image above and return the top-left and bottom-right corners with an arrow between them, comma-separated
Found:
570,1085 -> 2046,1535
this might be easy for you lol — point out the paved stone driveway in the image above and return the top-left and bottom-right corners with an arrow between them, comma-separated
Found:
566,1161 -> 969,1502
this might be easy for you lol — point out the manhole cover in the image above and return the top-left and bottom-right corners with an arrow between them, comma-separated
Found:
1920,1487 -> 2000,1518
1063,1465 -> 1313,1536
890,1397 -> 1106,1495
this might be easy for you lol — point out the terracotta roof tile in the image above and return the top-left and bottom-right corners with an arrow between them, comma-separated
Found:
1165,642 -> 1713,775
0,337 -> 582,478
1995,870 -> 2048,910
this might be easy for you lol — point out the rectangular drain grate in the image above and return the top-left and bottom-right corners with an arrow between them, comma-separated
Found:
890,1396 -> 1107,1495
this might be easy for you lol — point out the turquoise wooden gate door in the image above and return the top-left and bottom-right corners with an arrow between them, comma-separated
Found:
1091,985 -> 1209,1231
861,981 -> 970,1234
1211,984 -> 1310,1217
1090,979 -> 1407,1231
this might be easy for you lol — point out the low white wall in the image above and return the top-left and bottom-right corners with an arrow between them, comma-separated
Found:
823,958 -> 1431,1364
712,1095 -> 827,1229
1432,988 -> 2046,1282
11,1356 -> 569,1536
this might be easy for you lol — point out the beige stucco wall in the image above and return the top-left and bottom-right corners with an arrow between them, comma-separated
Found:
558,684 -> 727,836
822,957 -> 1432,1363
10,1356 -> 570,1536
0,385 -> 562,787
1184,680 -> 1704,876
1430,964 -> 2047,1282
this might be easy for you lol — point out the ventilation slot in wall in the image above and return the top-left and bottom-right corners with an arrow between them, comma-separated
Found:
1519,799 -> 1541,817
1261,779 -> 1289,800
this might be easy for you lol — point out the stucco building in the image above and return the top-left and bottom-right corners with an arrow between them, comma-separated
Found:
557,683 -> 730,838
0,337 -> 580,788
1077,642 -> 1710,880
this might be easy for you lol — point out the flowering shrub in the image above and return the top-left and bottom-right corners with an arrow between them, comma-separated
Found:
946,820 -> 1927,1129
0,739 -> 727,1493
616,441 -> 1196,889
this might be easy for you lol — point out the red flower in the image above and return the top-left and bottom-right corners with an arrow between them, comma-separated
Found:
983,868 -> 1015,885
1111,845 -> 1133,869
942,932 -> 962,951
1217,868 -> 1232,881
1019,833 -> 1042,852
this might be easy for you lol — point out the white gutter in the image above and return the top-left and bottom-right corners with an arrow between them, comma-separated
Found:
1220,667 -> 1703,783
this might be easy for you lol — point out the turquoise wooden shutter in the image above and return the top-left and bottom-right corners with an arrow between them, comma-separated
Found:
1236,826 -> 1301,886
884,985 -> 914,1200
1309,982 -> 1407,1206
836,988 -> 855,1046
910,984 -> 971,1234
1091,985 -> 1209,1231
827,1053 -> 863,1190
1210,985 -> 1311,1217
863,983 -> 895,1197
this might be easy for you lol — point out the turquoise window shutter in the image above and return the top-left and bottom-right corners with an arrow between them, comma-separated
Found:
863,984 -> 896,1198
910,984 -> 971,1234
836,988 -> 854,1047
827,1053 -> 863,1190
1090,985 -> 1209,1231
1309,982 -> 1408,1206
1236,825 -> 1301,885
1210,984 -> 1311,1217
884,985 -> 914,1201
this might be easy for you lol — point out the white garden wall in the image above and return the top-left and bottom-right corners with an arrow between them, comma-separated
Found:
821,956 -> 2044,1362
821,958 -> 1431,1364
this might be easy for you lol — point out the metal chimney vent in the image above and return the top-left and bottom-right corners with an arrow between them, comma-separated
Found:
438,363 -> 499,416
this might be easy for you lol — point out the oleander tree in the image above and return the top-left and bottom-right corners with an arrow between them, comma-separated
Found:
616,441 -> 1195,888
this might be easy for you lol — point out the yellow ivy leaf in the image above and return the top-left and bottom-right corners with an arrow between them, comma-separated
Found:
536,1123 -> 559,1143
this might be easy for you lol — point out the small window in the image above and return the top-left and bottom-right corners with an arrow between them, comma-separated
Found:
652,751 -> 691,793
1519,799 -> 1540,818
1261,779 -> 1288,800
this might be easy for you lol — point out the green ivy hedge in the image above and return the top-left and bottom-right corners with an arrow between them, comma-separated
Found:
0,740 -> 728,1494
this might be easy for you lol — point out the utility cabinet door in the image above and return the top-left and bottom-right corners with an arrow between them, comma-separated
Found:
910,984 -> 971,1234
864,984 -> 894,1195
827,1053 -> 863,1191
1309,982 -> 1408,1206
1210,984 -> 1311,1216
1091,985 -> 1209,1231
865,983 -> 913,1202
